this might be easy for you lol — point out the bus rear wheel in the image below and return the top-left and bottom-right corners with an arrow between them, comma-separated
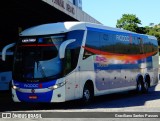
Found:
143,81 -> 149,93
136,81 -> 143,93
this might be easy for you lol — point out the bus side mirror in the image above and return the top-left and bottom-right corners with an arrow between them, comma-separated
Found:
59,39 -> 76,59
2,43 -> 15,61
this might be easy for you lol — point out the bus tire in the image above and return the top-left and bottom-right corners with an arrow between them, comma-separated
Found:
136,80 -> 144,93
143,81 -> 149,93
82,83 -> 93,104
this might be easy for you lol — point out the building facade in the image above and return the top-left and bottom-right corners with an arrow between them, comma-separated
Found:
69,0 -> 82,10
0,0 -> 100,47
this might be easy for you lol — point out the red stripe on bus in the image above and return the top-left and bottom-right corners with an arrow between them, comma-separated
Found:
82,46 -> 158,61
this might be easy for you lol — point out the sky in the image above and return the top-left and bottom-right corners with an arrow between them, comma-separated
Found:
83,0 -> 160,27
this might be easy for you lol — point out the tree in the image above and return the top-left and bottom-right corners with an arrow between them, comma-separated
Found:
137,27 -> 147,34
145,24 -> 160,44
149,23 -> 154,27
116,14 -> 141,32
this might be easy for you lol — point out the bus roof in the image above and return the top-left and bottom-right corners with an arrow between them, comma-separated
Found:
20,21 -> 157,40
20,22 -> 86,36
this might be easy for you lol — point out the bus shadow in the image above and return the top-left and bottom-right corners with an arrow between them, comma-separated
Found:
0,85 -> 160,112
84,85 -> 160,109
87,88 -> 160,109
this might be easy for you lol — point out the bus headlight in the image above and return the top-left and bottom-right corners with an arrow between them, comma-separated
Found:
48,82 -> 66,90
12,85 -> 20,90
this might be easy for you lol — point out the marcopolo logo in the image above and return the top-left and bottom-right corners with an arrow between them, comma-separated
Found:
116,35 -> 130,42
24,84 -> 39,88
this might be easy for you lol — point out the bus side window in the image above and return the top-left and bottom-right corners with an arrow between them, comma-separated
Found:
83,31 -> 100,59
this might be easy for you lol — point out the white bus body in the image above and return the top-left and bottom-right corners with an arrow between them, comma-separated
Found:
9,22 -> 158,102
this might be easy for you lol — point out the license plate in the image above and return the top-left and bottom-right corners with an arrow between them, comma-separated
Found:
29,95 -> 37,99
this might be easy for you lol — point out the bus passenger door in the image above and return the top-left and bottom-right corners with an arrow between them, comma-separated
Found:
64,49 -> 76,101
70,49 -> 81,99
64,49 -> 80,101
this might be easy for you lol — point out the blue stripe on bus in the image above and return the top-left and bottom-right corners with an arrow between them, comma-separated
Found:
16,90 -> 53,102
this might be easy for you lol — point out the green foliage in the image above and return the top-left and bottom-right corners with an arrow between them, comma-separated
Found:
145,24 -> 160,43
137,27 -> 147,34
116,14 -> 141,32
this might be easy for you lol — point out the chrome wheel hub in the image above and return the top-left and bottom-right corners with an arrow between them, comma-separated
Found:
84,89 -> 90,101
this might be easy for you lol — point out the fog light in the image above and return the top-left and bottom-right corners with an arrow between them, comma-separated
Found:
57,94 -> 61,97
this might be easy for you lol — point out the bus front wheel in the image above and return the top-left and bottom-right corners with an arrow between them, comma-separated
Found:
82,83 -> 93,104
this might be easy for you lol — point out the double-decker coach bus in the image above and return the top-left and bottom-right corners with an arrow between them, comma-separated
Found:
2,22 -> 159,103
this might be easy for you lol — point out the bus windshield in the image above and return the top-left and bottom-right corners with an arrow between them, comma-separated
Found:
13,35 -> 65,81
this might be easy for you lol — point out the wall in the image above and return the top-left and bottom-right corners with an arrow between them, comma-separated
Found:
42,0 -> 101,24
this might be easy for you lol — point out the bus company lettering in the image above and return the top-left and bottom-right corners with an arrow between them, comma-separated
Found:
22,39 -> 36,43
96,56 -> 107,63
24,84 -> 39,88
116,35 -> 129,41
95,56 -> 108,67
